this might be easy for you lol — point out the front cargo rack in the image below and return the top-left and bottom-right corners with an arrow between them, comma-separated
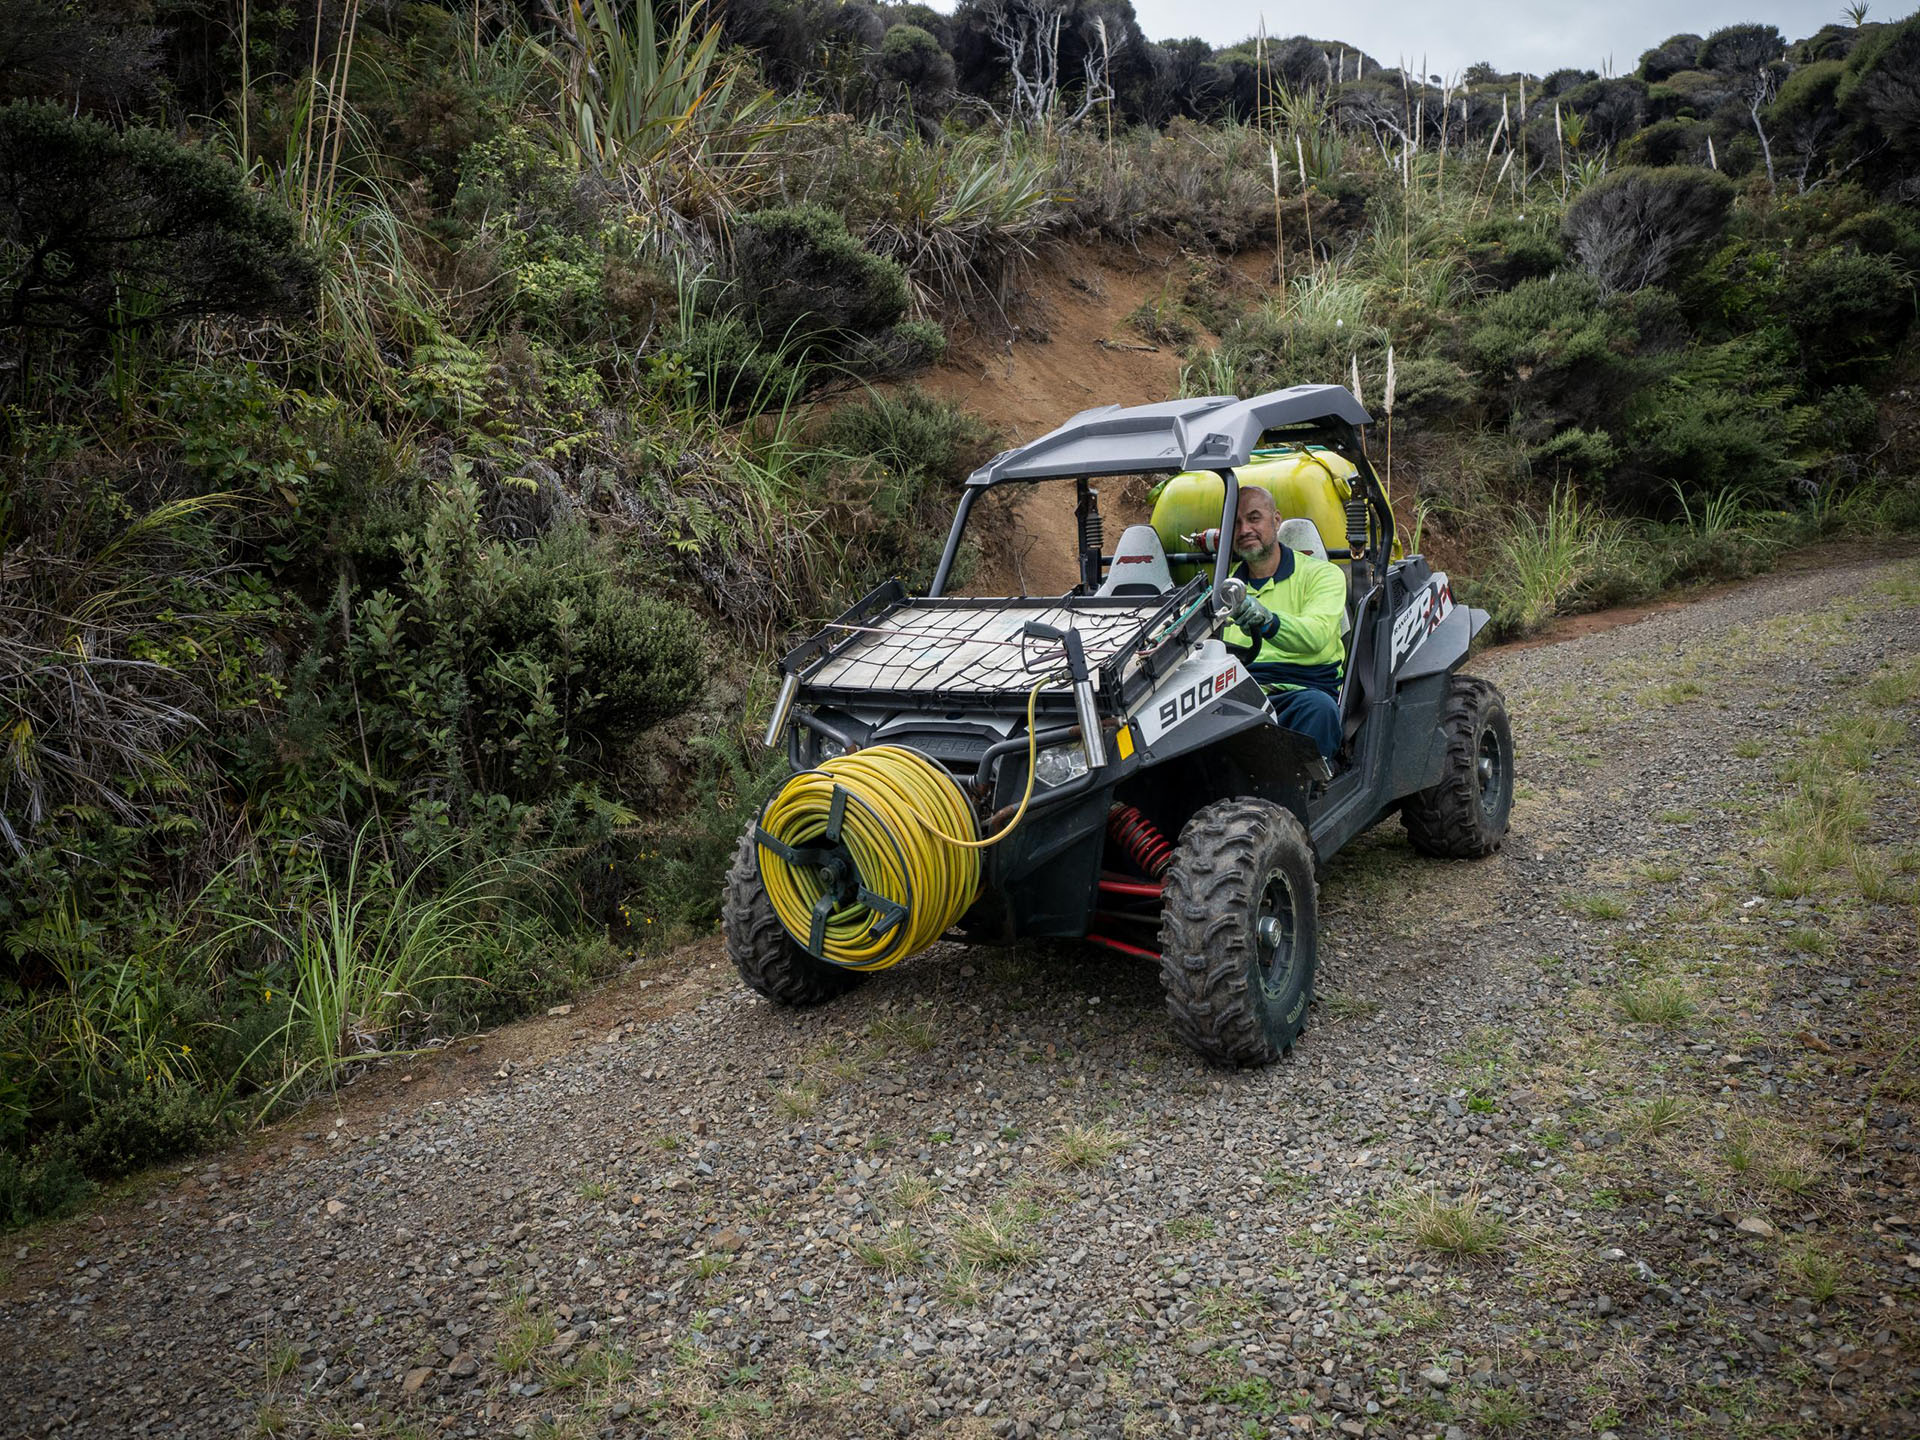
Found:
778,577 -> 1216,715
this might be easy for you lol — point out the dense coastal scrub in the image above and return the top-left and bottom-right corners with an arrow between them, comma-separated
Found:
2,0 -> 1915,1225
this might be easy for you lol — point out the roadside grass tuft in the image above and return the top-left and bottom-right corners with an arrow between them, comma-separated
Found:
1780,1241 -> 1847,1305
1616,978 -> 1698,1027
1047,1123 -> 1128,1171
1477,1385 -> 1535,1435
1726,1119 -> 1828,1196
938,1259 -> 988,1306
1627,1093 -> 1691,1137
1787,927 -> 1832,955
1648,678 -> 1707,704
1862,657 -> 1920,709
948,1201 -> 1040,1270
868,1011 -> 938,1054
263,1337 -> 301,1384
495,1297 -> 557,1374
1165,1214 -> 1218,1242
1567,892 -> 1628,920
891,1173 -> 940,1212
773,1084 -> 820,1119
852,1226 -> 925,1275
1392,1184 -> 1507,1257
1317,990 -> 1383,1021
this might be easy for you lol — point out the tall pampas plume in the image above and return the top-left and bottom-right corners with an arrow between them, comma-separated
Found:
1351,354 -> 1364,409
1707,134 -> 1718,170
1269,143 -> 1287,297
1295,132 -> 1316,264
1382,345 -> 1398,495
1517,77 -> 1528,197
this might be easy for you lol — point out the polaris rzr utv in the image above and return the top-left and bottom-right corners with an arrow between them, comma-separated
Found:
723,384 -> 1513,1066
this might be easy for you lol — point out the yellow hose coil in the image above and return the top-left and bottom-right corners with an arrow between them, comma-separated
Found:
755,680 -> 1050,970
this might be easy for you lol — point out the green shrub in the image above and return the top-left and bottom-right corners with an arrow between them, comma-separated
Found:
1828,206 -> 1920,269
876,23 -> 956,106
1814,384 -> 1881,453
1531,426 -> 1621,481
1836,14 -> 1920,174
1624,334 -> 1812,503
478,525 -> 709,746
630,735 -> 789,938
821,388 -> 992,480
1459,213 -> 1564,289
1560,165 -> 1737,296
0,105 -> 314,367
67,1088 -> 226,1178
1463,275 -> 1666,444
433,929 -> 620,1030
340,481 -> 706,803
676,313 -> 804,415
0,1141 -> 91,1230
1618,118 -> 1707,166
1780,249 -> 1915,381
731,204 -> 910,351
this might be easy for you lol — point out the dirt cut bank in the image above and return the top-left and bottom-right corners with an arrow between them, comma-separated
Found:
5,551 -> 1918,1440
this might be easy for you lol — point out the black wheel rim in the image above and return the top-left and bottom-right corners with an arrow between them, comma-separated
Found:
1255,868 -> 1297,997
1476,725 -> 1507,816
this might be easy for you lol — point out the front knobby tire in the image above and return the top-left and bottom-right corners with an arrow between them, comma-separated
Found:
722,824 -> 867,1007
1400,674 -> 1514,859
1157,798 -> 1318,1067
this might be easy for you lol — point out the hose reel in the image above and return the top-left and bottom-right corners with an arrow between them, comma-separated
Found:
755,746 -> 982,971
754,681 -> 1051,971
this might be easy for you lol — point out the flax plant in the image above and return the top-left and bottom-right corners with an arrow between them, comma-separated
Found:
531,0 -> 779,236
859,132 -> 1051,314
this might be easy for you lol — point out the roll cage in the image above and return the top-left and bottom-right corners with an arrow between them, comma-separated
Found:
926,384 -> 1395,601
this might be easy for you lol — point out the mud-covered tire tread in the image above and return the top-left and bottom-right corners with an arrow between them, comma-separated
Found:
1157,798 -> 1316,1067
1400,674 -> 1512,859
722,825 -> 866,1006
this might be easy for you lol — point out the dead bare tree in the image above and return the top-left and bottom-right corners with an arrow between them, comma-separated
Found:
1748,65 -> 1779,188
983,0 -> 1122,132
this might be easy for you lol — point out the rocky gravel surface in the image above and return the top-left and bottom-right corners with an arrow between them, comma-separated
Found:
6,552 -> 1919,1440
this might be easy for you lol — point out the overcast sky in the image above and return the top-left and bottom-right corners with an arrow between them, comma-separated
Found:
1112,1 -> 1887,79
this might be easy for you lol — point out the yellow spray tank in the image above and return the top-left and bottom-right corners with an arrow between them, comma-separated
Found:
1149,445 -> 1393,582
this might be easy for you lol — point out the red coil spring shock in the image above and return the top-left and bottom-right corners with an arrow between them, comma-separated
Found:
1107,804 -> 1174,878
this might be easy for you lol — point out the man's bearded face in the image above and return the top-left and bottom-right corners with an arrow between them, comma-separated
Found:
1233,491 -> 1279,563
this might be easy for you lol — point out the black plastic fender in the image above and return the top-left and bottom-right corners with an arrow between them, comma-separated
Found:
1396,601 -> 1488,683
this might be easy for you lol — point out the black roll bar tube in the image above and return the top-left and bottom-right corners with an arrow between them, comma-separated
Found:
928,487 -> 978,597
1212,468 -> 1238,594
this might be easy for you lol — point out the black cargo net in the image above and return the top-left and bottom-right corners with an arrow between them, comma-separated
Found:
807,602 -> 1161,695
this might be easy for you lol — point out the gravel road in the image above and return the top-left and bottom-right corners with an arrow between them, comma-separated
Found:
7,551 -> 1919,1440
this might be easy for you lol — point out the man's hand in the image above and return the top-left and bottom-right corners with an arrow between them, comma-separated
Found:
1230,590 -> 1279,641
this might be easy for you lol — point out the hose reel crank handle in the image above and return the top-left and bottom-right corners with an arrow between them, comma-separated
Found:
1021,621 -> 1108,770
1216,576 -> 1246,618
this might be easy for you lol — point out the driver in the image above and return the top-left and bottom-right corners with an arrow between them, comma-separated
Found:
1221,484 -> 1347,759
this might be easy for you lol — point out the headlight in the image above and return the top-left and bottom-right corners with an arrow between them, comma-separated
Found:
1033,741 -> 1090,788
816,734 -> 848,764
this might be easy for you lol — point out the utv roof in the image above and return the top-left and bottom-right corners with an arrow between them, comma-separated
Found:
964,384 -> 1372,487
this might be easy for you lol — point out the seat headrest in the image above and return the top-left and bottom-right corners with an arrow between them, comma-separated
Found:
1096,524 -> 1175,597
1277,517 -> 1329,562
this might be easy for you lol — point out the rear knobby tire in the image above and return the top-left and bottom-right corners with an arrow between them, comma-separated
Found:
1400,674 -> 1514,859
1157,798 -> 1318,1067
722,824 -> 867,1006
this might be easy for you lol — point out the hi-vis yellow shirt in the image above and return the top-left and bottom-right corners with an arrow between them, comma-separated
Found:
1220,548 -> 1348,695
